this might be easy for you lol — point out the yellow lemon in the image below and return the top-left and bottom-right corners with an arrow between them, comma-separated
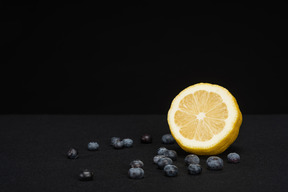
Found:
167,83 -> 242,155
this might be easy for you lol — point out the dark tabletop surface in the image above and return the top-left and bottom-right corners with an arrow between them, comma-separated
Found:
0,115 -> 287,192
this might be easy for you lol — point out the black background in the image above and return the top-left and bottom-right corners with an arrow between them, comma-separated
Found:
1,2 -> 287,114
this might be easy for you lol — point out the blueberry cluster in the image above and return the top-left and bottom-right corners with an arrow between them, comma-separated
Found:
66,133 -> 241,181
153,147 -> 178,177
185,154 -> 202,175
128,160 -> 144,179
111,137 -> 133,149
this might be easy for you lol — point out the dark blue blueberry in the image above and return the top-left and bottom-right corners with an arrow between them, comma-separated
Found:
184,154 -> 200,165
157,147 -> 168,155
206,156 -> 224,170
162,134 -> 175,144
141,134 -> 152,143
153,155 -> 166,164
111,137 -> 120,146
163,150 -> 177,161
188,164 -> 202,175
164,165 -> 178,177
128,168 -> 144,179
227,152 -> 240,163
130,160 -> 144,168
114,140 -> 124,149
122,138 -> 133,148
157,157 -> 173,169
67,148 -> 78,159
79,169 -> 94,181
87,142 -> 99,151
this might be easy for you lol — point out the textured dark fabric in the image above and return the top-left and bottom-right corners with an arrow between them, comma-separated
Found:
0,115 -> 287,192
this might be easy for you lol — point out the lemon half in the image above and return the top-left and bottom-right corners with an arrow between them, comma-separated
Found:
167,83 -> 242,155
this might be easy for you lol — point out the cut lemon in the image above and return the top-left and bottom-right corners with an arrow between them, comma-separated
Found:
167,83 -> 242,155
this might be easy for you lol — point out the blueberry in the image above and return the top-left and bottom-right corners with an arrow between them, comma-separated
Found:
184,154 -> 200,165
188,164 -> 202,175
122,138 -> 133,148
67,148 -> 78,159
157,157 -> 173,169
162,134 -> 175,144
130,160 -> 144,168
141,134 -> 152,143
206,156 -> 224,170
227,152 -> 240,163
164,165 -> 178,177
128,168 -> 144,179
114,140 -> 124,149
87,142 -> 99,151
79,169 -> 94,181
157,147 -> 168,155
163,150 -> 177,161
111,137 -> 120,146
153,155 -> 166,164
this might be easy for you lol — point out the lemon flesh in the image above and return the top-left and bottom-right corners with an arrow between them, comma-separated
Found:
167,83 -> 242,155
